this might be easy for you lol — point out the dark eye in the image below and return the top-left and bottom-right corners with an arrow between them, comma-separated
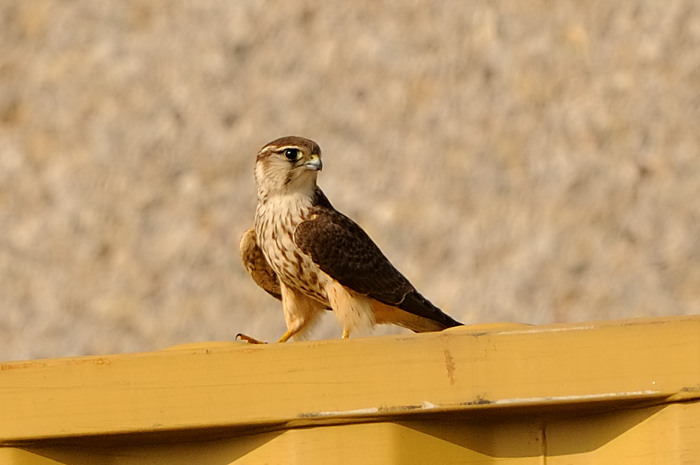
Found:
284,148 -> 301,161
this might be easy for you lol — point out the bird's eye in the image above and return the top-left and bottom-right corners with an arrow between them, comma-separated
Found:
284,148 -> 301,161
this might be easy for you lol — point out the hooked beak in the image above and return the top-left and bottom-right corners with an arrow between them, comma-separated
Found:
304,154 -> 323,171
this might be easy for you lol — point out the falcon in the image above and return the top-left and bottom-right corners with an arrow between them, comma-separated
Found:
239,136 -> 462,342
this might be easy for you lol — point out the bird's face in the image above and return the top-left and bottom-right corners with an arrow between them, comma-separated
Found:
255,136 -> 323,199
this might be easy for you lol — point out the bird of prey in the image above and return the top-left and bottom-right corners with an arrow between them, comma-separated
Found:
239,136 -> 462,343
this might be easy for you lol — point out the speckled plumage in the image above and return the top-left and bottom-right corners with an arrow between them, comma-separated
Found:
243,136 -> 462,341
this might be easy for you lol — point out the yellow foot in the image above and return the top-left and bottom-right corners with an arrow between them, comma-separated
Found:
277,331 -> 294,343
235,333 -> 267,344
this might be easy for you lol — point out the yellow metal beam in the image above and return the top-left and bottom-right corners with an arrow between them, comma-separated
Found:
1,316 -> 698,464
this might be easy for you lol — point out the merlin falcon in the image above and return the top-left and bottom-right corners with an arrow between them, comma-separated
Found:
240,136 -> 462,342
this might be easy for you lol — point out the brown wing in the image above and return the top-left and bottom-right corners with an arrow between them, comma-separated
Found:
239,228 -> 281,301
294,207 -> 462,330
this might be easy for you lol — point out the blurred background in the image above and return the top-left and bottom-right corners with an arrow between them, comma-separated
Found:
1,1 -> 698,361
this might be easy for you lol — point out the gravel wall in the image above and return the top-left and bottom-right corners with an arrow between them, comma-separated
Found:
1,1 -> 698,360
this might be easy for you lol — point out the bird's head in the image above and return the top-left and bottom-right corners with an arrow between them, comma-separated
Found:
255,136 -> 323,200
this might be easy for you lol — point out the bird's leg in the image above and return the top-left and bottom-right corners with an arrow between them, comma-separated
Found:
276,283 -> 324,343
235,333 -> 267,344
342,328 -> 350,339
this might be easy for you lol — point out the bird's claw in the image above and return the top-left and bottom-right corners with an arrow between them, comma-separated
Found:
235,333 -> 267,344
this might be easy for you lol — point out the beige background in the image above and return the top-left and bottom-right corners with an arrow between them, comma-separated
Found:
1,1 -> 698,361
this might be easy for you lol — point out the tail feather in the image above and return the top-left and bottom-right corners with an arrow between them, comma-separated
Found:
397,291 -> 463,332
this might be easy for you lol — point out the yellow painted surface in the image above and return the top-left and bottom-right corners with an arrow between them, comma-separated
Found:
1,316 -> 698,464
547,402 -> 700,464
0,449 -> 65,465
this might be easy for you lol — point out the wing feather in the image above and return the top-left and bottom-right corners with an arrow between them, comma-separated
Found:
294,209 -> 412,305
294,206 -> 462,329
239,228 -> 282,300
